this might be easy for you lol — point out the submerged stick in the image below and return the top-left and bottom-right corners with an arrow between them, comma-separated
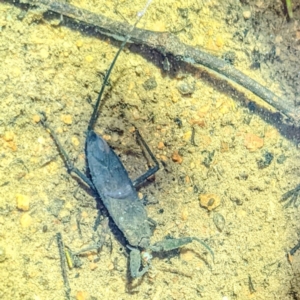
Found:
21,0 -> 299,123
56,233 -> 71,300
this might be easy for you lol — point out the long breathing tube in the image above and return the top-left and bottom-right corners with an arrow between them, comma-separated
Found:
88,0 -> 153,131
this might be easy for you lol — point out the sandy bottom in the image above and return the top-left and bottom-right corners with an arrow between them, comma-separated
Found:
0,0 -> 300,299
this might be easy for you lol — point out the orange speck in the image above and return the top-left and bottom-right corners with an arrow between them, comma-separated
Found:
189,118 -> 206,127
61,115 -> 72,125
160,155 -> 168,162
172,151 -> 183,164
76,40 -> 83,48
3,131 -> 14,142
32,114 -> 41,123
81,211 -> 88,218
215,36 -> 224,48
102,134 -> 111,141
90,262 -> 98,270
76,291 -> 89,300
157,141 -> 165,150
200,135 -> 212,148
220,141 -> 229,153
199,193 -> 221,211
16,194 -> 30,211
129,127 -> 136,133
7,141 -> 17,151
185,175 -> 190,184
288,253 -> 293,264
244,133 -> 264,152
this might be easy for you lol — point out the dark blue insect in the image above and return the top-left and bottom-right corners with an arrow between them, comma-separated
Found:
41,24 -> 213,278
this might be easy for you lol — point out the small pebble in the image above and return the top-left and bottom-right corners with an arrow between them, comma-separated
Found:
177,79 -> 195,95
163,57 -> 171,71
61,115 -> 72,125
81,211 -> 89,219
244,133 -> 264,152
257,151 -> 274,169
129,127 -> 136,133
238,171 -> 248,180
85,55 -> 94,63
135,66 -> 143,76
181,207 -> 188,221
157,141 -> 165,150
142,77 -> 157,90
76,291 -> 89,300
32,114 -> 41,123
243,10 -> 251,19
56,127 -> 63,134
199,193 -> 221,211
86,253 -> 94,262
90,262 -> 98,270
103,134 -> 111,141
42,225 -> 48,233
160,155 -> 168,162
16,194 -> 30,211
128,81 -> 135,91
183,131 -> 192,141
111,132 -> 119,142
180,249 -> 195,261
37,137 -> 45,145
3,131 -> 14,142
213,213 -> 225,232
277,154 -> 287,164
172,151 -> 183,164
132,108 -> 140,120
76,40 -> 83,48
72,136 -> 80,147
189,118 -> 205,127
17,10 -> 26,20
20,213 -> 33,228
6,140 -> 17,151
185,175 -> 190,184
215,36 -> 224,48
107,261 -> 115,271
39,48 -> 49,59
220,141 -> 229,153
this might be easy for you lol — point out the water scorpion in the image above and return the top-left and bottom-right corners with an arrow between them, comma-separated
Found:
41,3 -> 213,278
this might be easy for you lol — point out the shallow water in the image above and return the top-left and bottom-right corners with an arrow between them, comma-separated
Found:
0,0 -> 300,299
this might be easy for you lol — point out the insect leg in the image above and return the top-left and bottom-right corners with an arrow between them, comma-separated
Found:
150,236 -> 214,261
132,129 -> 159,188
40,113 -> 95,190
280,184 -> 300,208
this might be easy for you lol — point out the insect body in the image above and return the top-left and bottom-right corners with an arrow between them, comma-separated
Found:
86,130 -> 151,250
85,129 -> 213,277
41,8 -> 213,278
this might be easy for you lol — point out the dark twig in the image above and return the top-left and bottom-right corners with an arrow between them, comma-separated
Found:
248,275 -> 256,294
20,0 -> 299,123
56,232 -> 71,300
